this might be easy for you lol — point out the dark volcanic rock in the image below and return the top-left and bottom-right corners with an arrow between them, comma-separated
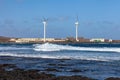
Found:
0,64 -> 17,70
58,64 -> 71,66
53,75 -> 94,80
0,64 -> 16,68
48,63 -> 57,66
0,64 -> 95,80
70,69 -> 82,72
45,68 -> 60,72
105,77 -> 120,80
0,68 -> 55,80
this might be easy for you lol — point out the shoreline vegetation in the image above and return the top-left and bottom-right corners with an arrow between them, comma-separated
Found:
0,64 -> 120,80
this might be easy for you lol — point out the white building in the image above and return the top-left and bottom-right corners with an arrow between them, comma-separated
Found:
40,38 -> 55,42
9,38 -> 16,42
90,38 -> 105,42
9,38 -> 66,43
109,39 -> 112,42
15,38 -> 40,43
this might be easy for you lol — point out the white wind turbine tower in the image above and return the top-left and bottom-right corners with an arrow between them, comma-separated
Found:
42,18 -> 48,42
75,16 -> 79,42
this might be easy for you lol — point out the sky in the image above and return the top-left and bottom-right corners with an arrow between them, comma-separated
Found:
0,0 -> 120,39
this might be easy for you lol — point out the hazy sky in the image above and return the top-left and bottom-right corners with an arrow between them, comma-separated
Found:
0,0 -> 120,39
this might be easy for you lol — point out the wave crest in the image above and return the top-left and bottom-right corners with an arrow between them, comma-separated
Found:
0,52 -> 120,61
33,43 -> 120,52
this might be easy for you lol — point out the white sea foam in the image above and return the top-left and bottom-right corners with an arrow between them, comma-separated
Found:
33,43 -> 120,52
0,52 -> 56,59
0,46 -> 30,50
0,52 -> 120,61
0,43 -> 120,61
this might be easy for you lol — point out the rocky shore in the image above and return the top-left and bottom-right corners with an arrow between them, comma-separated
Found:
0,64 -> 120,80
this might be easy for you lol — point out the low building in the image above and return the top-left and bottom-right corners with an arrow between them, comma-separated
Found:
40,38 -> 55,42
90,38 -> 105,42
15,38 -> 40,43
54,38 -> 66,42
9,38 -> 17,42
14,38 -> 57,43
78,37 -> 90,42
109,39 -> 112,42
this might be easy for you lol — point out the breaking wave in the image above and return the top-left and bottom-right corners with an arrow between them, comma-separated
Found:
0,43 -> 120,61
33,43 -> 120,52
0,52 -> 56,59
0,52 -> 120,61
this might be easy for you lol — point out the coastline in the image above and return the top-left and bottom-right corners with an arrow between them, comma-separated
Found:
0,63 -> 120,80
1,42 -> 120,46
1,41 -> 120,44
0,38 -> 120,80
1,36 -> 120,44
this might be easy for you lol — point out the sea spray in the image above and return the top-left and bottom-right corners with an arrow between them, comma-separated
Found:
33,43 -> 120,52
0,43 -> 120,61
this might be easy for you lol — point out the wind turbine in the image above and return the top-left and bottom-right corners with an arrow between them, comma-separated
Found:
75,16 -> 79,42
42,18 -> 48,42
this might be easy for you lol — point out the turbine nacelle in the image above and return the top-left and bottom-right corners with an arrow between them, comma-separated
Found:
43,21 -> 47,25
75,21 -> 79,26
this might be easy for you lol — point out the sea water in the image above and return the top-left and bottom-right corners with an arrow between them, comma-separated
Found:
0,43 -> 120,80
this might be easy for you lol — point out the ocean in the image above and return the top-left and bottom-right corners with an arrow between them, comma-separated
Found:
0,43 -> 120,80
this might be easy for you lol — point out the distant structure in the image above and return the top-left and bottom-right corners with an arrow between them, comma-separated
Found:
75,16 -> 79,41
42,18 -> 48,42
90,38 -> 105,42
9,38 -> 66,43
